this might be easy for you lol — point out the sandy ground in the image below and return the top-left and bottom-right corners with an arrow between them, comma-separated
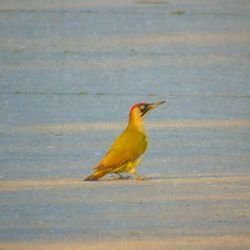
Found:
1,174 -> 250,249
1,0 -> 250,249
1,236 -> 250,250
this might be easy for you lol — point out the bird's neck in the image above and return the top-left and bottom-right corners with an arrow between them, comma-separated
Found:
128,114 -> 145,133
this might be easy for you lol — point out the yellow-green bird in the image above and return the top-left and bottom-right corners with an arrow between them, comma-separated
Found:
84,101 -> 165,181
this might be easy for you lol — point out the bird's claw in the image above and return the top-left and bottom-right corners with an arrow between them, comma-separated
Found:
112,174 -> 131,180
135,175 -> 152,181
111,173 -> 151,181
121,175 -> 132,180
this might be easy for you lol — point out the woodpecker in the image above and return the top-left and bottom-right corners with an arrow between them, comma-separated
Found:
84,101 -> 165,181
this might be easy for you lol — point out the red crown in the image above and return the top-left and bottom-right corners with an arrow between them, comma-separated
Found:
129,102 -> 144,113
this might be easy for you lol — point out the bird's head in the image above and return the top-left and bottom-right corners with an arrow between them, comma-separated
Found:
129,101 -> 166,127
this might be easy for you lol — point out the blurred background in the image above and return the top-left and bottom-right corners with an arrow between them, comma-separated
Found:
1,0 -> 249,178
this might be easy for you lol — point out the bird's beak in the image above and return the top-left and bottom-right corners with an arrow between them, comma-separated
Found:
148,101 -> 166,110
140,101 -> 166,118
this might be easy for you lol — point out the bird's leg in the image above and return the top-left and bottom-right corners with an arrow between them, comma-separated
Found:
111,173 -> 121,180
117,173 -> 125,179
123,173 -> 133,179
117,173 -> 131,179
112,173 -> 130,180
128,165 -> 151,180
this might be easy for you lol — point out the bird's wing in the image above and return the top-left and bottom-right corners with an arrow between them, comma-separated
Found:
95,149 -> 139,171
94,128 -> 147,171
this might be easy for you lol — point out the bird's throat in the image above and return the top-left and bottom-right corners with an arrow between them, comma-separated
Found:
128,114 -> 145,133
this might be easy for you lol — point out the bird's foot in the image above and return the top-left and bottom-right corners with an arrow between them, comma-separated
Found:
137,176 -> 152,181
133,173 -> 152,181
112,173 -> 131,180
111,174 -> 120,180
118,173 -> 132,180
121,175 -> 132,180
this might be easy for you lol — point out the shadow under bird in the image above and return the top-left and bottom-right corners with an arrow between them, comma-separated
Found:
84,101 -> 166,181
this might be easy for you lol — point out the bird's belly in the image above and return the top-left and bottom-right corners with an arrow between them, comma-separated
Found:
137,135 -> 148,155
112,162 -> 131,173
112,159 -> 140,174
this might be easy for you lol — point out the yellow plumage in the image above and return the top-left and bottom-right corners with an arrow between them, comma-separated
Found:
84,101 -> 165,181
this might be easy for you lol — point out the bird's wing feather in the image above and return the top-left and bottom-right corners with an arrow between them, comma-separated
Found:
94,128 -> 147,172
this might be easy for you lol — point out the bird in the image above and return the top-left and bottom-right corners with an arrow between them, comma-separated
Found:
84,101 -> 166,181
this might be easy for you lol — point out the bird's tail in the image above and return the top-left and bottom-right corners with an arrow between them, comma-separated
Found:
84,170 -> 106,181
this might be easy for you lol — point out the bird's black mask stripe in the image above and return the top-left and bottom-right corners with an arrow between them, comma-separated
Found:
140,105 -> 151,117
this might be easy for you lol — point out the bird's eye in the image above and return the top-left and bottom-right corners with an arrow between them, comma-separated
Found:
140,105 -> 145,110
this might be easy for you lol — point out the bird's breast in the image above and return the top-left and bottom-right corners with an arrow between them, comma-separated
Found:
140,134 -> 148,154
131,129 -> 148,155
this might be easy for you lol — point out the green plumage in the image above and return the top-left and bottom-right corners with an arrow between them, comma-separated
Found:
84,101 -> 165,181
